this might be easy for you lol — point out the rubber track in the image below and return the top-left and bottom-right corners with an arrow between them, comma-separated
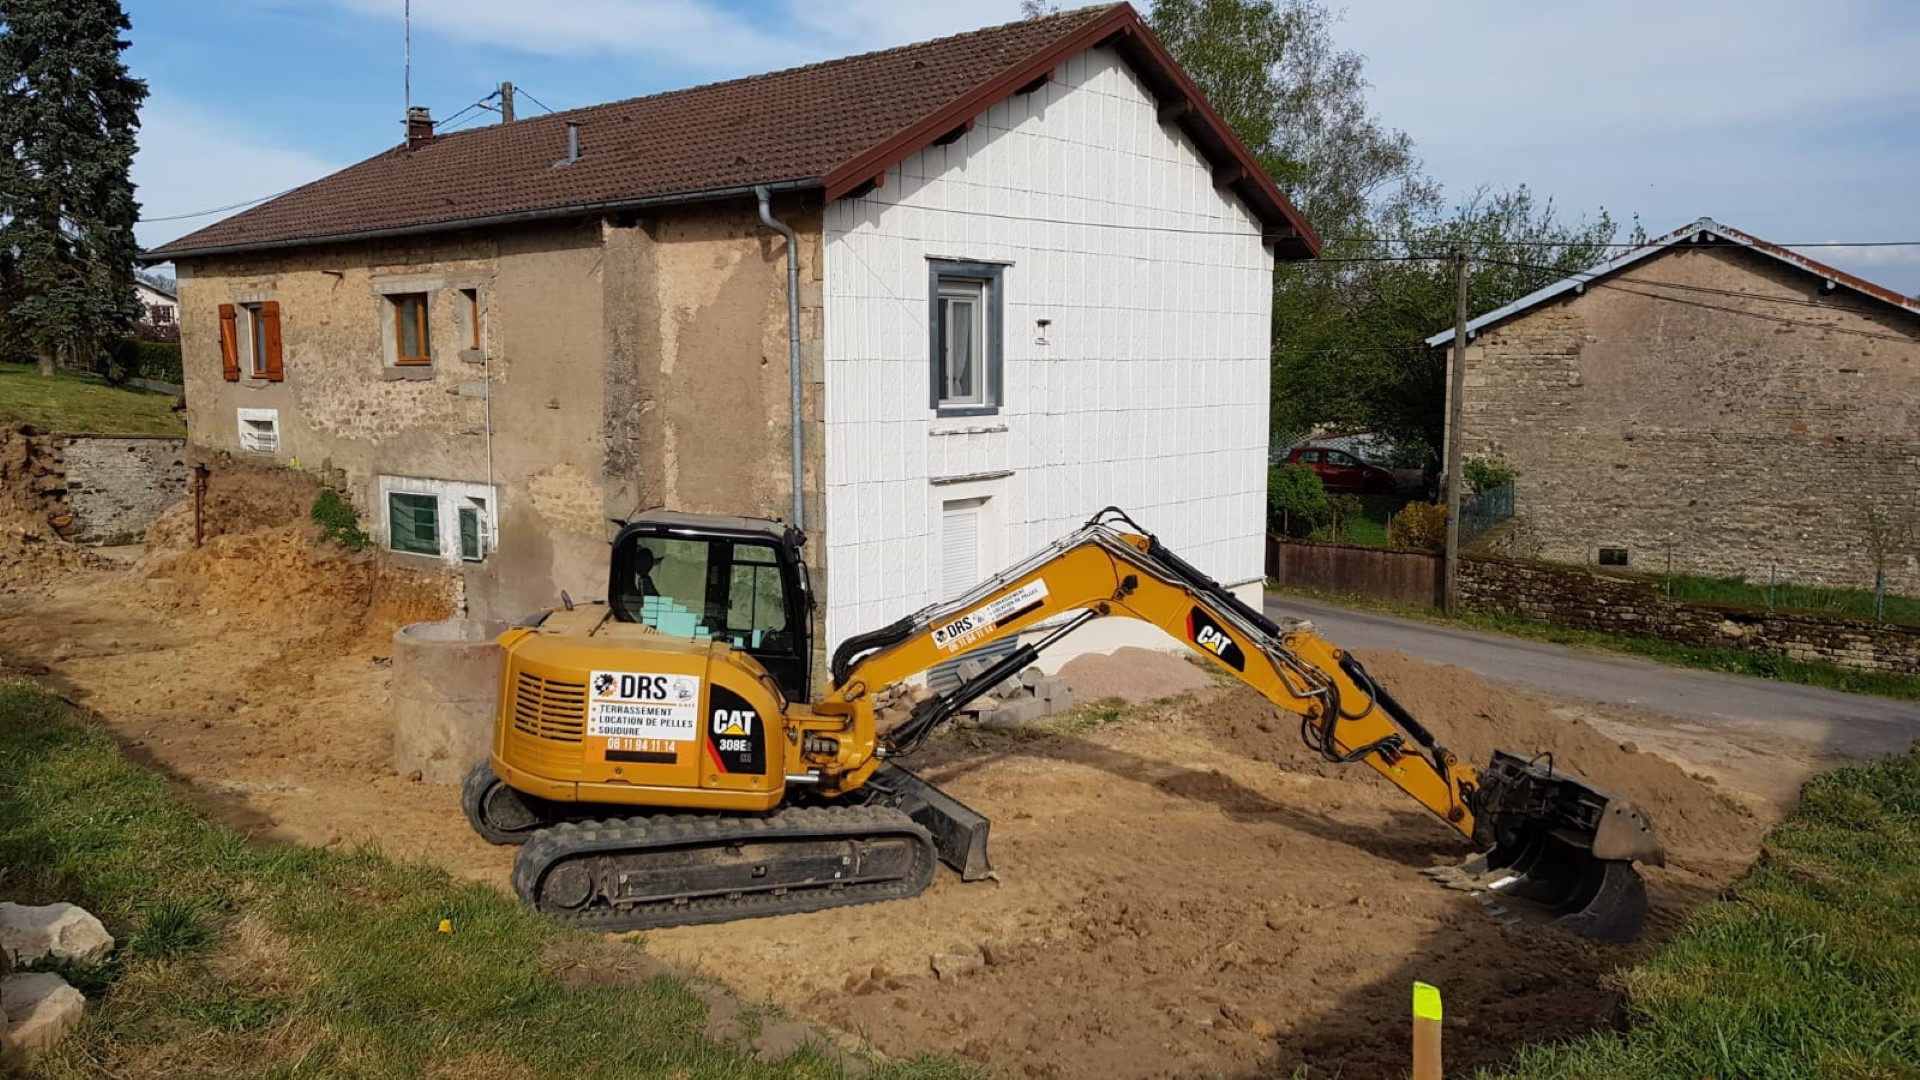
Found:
511,804 -> 936,931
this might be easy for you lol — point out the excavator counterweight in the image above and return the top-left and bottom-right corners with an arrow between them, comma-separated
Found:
464,507 -> 1662,942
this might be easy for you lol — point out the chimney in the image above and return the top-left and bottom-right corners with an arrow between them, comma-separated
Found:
554,121 -> 581,168
406,106 -> 435,149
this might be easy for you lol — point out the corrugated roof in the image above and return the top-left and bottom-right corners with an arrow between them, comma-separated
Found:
1424,218 -> 1920,347
149,4 -> 1317,261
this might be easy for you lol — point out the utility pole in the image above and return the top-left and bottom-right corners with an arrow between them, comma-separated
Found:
499,81 -> 515,123
1443,249 -> 1470,612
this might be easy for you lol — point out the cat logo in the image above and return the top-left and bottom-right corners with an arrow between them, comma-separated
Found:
1185,607 -> 1247,671
712,709 -> 756,737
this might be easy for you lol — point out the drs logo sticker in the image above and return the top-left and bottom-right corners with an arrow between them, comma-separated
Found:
706,685 -> 767,776
587,670 -> 701,741
1187,607 -> 1246,671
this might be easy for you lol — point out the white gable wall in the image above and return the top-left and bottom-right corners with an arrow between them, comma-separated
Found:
821,47 -> 1274,658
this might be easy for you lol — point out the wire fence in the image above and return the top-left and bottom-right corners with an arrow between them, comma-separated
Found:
1653,562 -> 1919,625
1460,482 -> 1514,543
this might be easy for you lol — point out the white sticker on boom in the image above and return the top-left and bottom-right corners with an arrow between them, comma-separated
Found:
587,671 -> 701,741
931,579 -> 1052,653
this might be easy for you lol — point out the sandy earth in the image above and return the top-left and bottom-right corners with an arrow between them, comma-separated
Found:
0,462 -> 1824,1078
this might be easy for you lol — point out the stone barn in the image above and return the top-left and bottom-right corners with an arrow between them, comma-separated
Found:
1429,218 -> 1920,596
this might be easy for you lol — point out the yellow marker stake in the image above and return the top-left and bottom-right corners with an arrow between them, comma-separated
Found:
1412,981 -> 1442,1080
437,919 -> 453,934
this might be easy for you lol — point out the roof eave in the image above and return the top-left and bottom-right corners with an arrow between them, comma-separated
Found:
143,178 -> 825,263
1422,217 -> 1920,347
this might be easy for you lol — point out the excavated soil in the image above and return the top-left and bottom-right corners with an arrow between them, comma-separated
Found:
0,426 -> 101,589
0,489 -> 1781,1077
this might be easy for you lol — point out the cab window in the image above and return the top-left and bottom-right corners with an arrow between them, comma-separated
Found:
611,535 -> 794,654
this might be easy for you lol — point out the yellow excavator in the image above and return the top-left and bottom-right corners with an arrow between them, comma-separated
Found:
464,507 -> 1663,941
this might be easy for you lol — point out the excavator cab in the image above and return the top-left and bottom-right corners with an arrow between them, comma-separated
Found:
606,511 -> 815,703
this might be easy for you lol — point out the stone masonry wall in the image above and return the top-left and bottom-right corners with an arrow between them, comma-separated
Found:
1458,243 -> 1920,597
63,437 -> 189,545
1460,555 -> 1920,675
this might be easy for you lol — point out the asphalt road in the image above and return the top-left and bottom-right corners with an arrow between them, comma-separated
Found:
1265,593 -> 1920,761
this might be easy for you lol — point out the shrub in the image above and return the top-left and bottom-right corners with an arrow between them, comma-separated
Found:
1463,457 -> 1518,495
311,489 -> 371,552
132,340 -> 183,383
1268,464 -> 1330,538
1318,493 -> 1364,542
1387,501 -> 1448,552
101,338 -> 183,385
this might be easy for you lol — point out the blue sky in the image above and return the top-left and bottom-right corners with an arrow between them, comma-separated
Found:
128,0 -> 1920,293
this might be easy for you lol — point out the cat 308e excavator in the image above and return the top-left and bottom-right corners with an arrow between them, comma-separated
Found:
464,507 -> 1663,942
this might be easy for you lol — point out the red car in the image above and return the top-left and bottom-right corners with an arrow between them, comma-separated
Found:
1283,446 -> 1397,493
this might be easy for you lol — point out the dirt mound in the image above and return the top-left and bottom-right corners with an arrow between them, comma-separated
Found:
1058,646 -> 1216,704
144,455 -> 324,552
0,425 -> 99,589
1203,649 -> 1754,861
140,525 -> 455,641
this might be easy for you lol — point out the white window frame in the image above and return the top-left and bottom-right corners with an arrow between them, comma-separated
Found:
236,408 -> 279,454
240,302 -> 270,378
928,260 -> 1005,417
376,475 -> 497,564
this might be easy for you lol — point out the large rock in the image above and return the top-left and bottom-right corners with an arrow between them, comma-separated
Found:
1,972 -> 85,1064
0,903 -> 114,966
391,619 -> 508,784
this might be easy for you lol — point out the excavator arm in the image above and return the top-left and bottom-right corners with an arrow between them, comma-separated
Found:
820,508 -> 1663,941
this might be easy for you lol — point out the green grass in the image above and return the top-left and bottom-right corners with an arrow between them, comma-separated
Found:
1271,585 -> 1920,703
1336,494 -> 1400,548
0,678 -> 971,1079
1659,570 -> 1920,625
1486,750 -> 1920,1078
0,360 -> 184,436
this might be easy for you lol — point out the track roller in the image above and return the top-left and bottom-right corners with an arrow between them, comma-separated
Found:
511,804 -> 937,931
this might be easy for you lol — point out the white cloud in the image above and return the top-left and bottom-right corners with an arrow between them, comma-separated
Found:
325,0 -> 1028,71
133,95 -> 342,252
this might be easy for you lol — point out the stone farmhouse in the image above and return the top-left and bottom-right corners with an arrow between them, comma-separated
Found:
1428,219 -> 1920,595
146,4 -> 1319,655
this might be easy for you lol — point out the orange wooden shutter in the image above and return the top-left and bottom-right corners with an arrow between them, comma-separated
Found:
260,301 -> 284,382
218,304 -> 240,382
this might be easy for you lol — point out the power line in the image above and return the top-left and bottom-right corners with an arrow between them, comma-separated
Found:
1329,235 -> 1920,250
142,187 -> 302,222
1589,280 -> 1919,345
1478,255 -> 1907,315
515,88 -> 558,115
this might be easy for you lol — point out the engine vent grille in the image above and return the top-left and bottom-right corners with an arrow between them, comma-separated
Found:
512,672 -> 586,743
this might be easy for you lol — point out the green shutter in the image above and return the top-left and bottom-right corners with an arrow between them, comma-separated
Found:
387,492 -> 439,555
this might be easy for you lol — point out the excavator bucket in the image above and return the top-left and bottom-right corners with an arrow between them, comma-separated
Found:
1426,750 -> 1663,943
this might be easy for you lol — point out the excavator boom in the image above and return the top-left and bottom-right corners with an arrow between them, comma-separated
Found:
821,508 -> 1662,941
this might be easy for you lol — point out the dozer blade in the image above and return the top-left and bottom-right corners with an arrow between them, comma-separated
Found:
1425,749 -> 1663,944
861,763 -> 994,881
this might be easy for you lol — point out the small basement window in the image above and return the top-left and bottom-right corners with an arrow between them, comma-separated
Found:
387,491 -> 440,556
236,408 -> 279,453
1598,547 -> 1630,567
391,292 -> 431,365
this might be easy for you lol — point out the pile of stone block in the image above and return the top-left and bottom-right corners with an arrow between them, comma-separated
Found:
0,901 -> 112,1066
871,663 -> 1074,733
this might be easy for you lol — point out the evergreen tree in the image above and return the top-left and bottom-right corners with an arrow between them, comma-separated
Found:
0,0 -> 146,377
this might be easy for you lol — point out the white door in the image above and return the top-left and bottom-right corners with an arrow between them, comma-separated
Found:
941,498 -> 986,600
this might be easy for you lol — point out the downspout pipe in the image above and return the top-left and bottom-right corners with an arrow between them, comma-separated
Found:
756,185 -> 805,531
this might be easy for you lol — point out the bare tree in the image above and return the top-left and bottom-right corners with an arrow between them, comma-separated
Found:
1855,495 -> 1918,616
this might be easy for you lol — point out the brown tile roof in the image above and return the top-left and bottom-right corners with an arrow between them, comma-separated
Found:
148,4 -> 1318,261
